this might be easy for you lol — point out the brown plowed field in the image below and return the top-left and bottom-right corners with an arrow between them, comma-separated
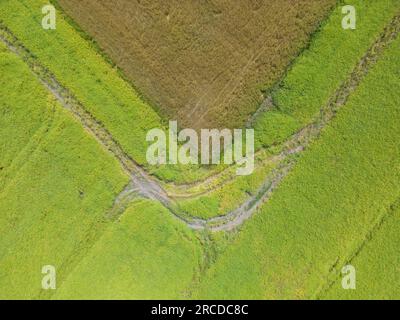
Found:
58,0 -> 335,129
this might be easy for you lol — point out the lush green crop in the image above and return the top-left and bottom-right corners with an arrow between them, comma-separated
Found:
0,40 -> 201,299
53,199 -> 202,299
193,33 -> 400,299
0,42 -> 128,299
323,204 -> 400,299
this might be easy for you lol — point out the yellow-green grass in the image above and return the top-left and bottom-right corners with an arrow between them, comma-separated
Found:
0,41 -> 128,299
322,203 -> 400,300
53,199 -> 202,299
193,33 -> 400,299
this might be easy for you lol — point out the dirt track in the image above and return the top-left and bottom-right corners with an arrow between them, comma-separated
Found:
1,13 -> 399,232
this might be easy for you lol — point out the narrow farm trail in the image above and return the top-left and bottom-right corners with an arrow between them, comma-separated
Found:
1,13 -> 399,232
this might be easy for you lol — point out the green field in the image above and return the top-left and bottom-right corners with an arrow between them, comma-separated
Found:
0,38 -> 202,300
0,0 -> 399,300
0,41 -> 128,298
53,199 -> 202,299
323,203 -> 400,299
193,33 -> 400,299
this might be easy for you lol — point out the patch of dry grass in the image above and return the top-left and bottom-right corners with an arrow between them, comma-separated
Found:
58,0 -> 336,129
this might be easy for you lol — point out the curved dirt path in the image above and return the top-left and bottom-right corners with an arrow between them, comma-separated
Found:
1,13 -> 399,231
